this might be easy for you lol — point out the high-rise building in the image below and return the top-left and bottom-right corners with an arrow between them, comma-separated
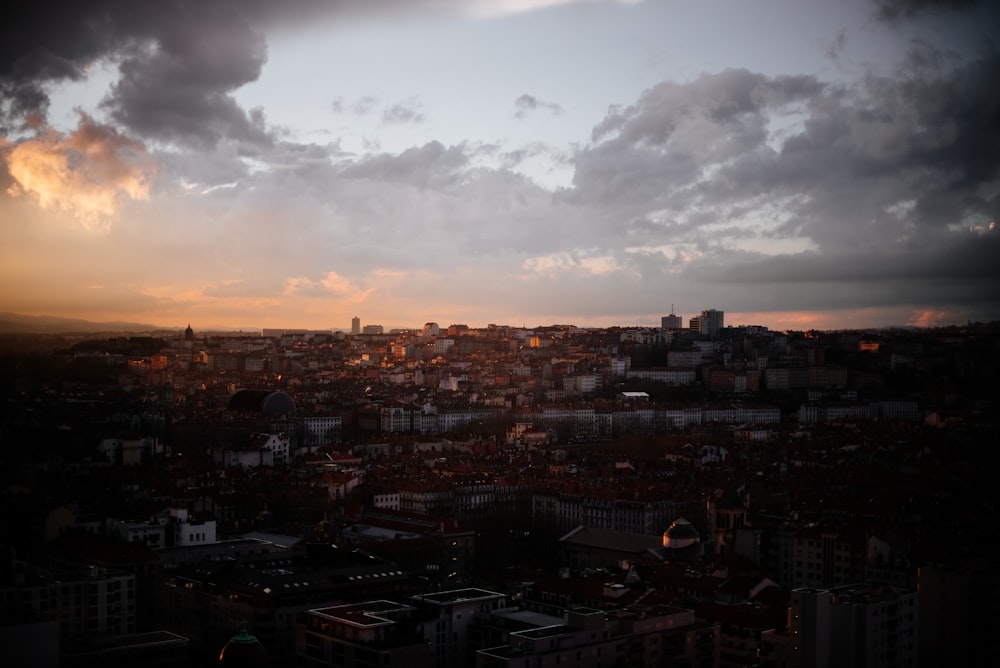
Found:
759,584 -> 918,668
661,305 -> 682,330
351,316 -> 360,335
692,309 -> 724,339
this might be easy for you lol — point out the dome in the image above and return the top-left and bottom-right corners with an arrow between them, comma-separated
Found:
227,390 -> 296,416
219,628 -> 266,666
662,517 -> 700,550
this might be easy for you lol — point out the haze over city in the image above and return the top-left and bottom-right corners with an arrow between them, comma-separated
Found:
2,0 -> 999,332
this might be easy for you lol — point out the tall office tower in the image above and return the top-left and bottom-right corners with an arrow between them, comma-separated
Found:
351,316 -> 360,335
698,309 -> 724,339
758,590 -> 819,668
661,305 -> 683,330
829,584 -> 919,668
918,564 -> 971,668
790,588 -> 831,668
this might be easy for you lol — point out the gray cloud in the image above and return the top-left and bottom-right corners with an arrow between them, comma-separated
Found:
571,69 -> 825,216
3,0 -> 997,327
339,140 -> 470,190
1,2 -> 289,145
559,49 -> 1000,317
382,98 -> 426,125
514,94 -> 563,119
873,0 -> 982,22
100,8 -> 272,147
332,95 -> 380,116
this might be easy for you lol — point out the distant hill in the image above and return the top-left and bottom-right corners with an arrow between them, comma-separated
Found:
0,312 -> 169,334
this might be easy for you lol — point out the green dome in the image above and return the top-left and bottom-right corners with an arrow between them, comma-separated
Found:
219,628 -> 266,666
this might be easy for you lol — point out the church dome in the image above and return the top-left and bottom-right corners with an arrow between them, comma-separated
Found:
662,517 -> 700,550
219,628 -> 266,666
227,389 -> 296,416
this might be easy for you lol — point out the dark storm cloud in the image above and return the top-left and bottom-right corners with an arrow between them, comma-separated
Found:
682,228 -> 1000,316
566,49 -> 1000,315
100,7 -> 271,147
723,49 -> 1000,249
1,2 -> 114,130
0,1 -> 339,144
575,53 -> 1000,239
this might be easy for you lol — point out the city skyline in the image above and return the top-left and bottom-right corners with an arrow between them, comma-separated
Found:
2,0 -> 999,333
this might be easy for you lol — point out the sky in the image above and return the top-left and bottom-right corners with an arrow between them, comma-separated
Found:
1,0 -> 998,333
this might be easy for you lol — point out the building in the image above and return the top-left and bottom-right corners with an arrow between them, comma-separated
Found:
778,524 -> 867,589
477,605 -> 719,668
297,600 -> 433,668
624,367 -> 697,386
1,559 -> 136,638
0,606 -> 60,668
759,584 -> 918,668
690,309 -> 724,339
297,589 -> 506,668
218,627 -> 267,667
297,416 -> 343,447
61,630 -> 190,668
759,587 -> 832,668
340,509 -> 477,589
158,545 -> 412,665
827,584 -> 918,668
351,317 -> 361,335
410,588 -> 508,668
168,508 -> 217,547
661,310 -> 683,330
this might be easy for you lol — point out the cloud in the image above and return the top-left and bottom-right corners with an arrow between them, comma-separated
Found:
1,2 -> 284,146
2,1 -> 997,329
332,95 -> 380,116
0,1 -> 617,140
824,29 -> 848,62
3,113 -> 155,231
340,140 -> 470,190
873,0 -> 982,22
514,94 -> 564,119
466,0 -> 643,20
382,97 -> 426,125
572,51 -> 1000,251
100,7 -> 273,147
523,251 -> 620,276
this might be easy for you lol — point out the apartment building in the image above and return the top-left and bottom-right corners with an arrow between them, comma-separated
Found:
477,605 -> 719,668
1,560 -> 136,638
759,584 -> 918,668
298,588 -> 506,668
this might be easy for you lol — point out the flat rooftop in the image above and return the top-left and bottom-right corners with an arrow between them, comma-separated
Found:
411,587 -> 505,606
309,601 -> 417,628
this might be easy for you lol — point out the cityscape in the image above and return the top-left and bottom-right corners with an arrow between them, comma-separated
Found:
1,310 -> 997,666
2,1 -> 999,666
